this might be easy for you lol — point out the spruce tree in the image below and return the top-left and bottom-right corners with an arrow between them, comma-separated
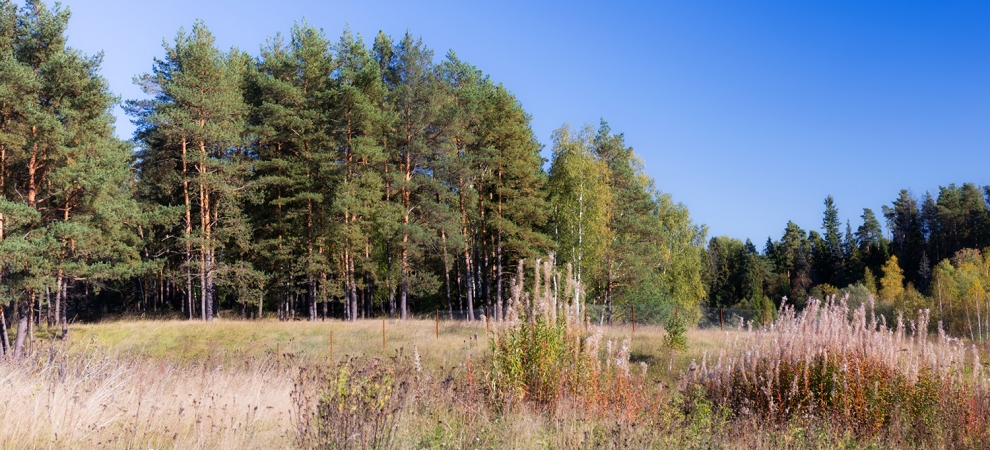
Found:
821,196 -> 843,285
882,190 -> 925,288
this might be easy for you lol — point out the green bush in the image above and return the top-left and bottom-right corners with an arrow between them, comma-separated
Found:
662,312 -> 687,352
488,314 -> 584,409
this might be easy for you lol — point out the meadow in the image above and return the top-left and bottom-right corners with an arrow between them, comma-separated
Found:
3,297 -> 990,448
0,318 -> 722,449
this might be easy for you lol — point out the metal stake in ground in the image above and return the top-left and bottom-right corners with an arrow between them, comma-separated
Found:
329,331 -> 333,360
382,318 -> 386,351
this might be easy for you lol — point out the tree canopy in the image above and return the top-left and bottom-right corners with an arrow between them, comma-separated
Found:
0,7 -> 709,342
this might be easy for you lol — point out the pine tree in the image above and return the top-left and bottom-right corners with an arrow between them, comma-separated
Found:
0,0 -> 140,353
592,121 -> 661,307
129,21 -> 248,321
436,52 -> 486,321
332,28 -> 389,321
382,32 -> 444,319
248,22 -> 337,321
478,84 -> 550,320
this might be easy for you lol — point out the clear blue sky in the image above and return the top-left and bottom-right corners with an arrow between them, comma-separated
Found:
54,0 -> 990,245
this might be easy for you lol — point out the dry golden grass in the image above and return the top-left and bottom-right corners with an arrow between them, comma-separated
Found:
0,318 -> 730,449
67,318 -> 490,369
0,346 -> 291,449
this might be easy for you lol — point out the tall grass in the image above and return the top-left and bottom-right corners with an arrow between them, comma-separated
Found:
10,291 -> 990,448
487,258 -> 649,419
691,296 -> 990,446
0,345 -> 292,449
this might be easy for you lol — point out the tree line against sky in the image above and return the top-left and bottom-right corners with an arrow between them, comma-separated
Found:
0,1 -> 707,356
707,184 -> 990,338
3,1 -> 990,359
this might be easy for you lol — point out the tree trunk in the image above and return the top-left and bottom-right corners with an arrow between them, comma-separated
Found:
44,286 -> 51,327
400,149 -> 411,320
27,137 -> 37,208
157,270 -> 162,312
0,302 -> 9,357
479,187 -> 490,314
456,257 -> 465,313
182,138 -> 194,321
496,228 -> 504,321
28,292 -> 34,355
346,251 -> 356,321
400,244 -> 409,319
13,303 -> 27,358
386,252 -> 395,319
459,178 -> 476,321
201,245 -> 208,321
322,270 -> 329,321
308,277 -> 317,322
0,139 -> 5,192
198,138 -> 214,322
442,229 -> 453,319
205,212 -> 215,321
60,279 -> 68,339
365,271 -> 374,318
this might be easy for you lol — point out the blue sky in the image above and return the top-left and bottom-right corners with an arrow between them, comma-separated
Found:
55,0 -> 990,245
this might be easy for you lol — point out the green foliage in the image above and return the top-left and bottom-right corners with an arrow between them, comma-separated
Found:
3,7 -> 704,325
487,257 -> 643,413
548,125 -> 612,296
662,312 -> 687,353
489,314 -> 577,408
0,0 -> 143,350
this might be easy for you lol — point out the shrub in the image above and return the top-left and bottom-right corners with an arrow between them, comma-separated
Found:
487,257 -> 644,414
294,357 -> 411,449
662,311 -> 687,353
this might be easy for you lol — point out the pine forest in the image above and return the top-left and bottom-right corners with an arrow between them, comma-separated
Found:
0,3 -> 709,351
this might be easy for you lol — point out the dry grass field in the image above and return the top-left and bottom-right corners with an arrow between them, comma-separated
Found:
5,301 -> 986,449
1,318 -> 724,449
